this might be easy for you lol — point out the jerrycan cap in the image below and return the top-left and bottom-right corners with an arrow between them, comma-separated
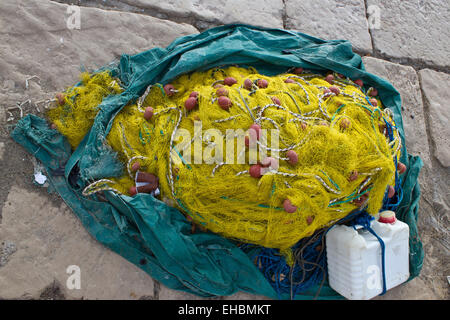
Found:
378,210 -> 397,224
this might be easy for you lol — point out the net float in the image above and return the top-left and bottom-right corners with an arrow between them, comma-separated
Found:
218,96 -> 232,110
129,186 -> 137,196
243,78 -> 253,90
249,164 -> 262,178
144,106 -> 154,120
257,79 -> 268,88
340,118 -> 351,129
353,193 -> 369,207
224,77 -> 237,86
387,185 -> 395,198
55,93 -> 65,105
354,79 -> 363,87
164,84 -> 176,96
283,199 -> 297,213
249,123 -> 262,139
184,97 -> 198,110
271,96 -> 281,105
323,88 -> 332,96
286,150 -> 298,165
397,162 -> 406,174
300,122 -> 308,130
348,170 -> 359,181
261,156 -> 279,170
131,162 -> 141,172
244,136 -> 250,147
329,86 -> 340,95
216,87 -> 229,96
325,74 -> 334,84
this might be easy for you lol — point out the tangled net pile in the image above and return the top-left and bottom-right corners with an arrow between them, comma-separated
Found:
48,66 -> 402,263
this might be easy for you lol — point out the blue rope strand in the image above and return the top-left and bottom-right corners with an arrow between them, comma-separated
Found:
239,117 -> 402,299
350,212 -> 387,295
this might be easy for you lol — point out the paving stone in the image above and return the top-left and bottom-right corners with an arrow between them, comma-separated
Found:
0,240 -> 17,267
157,284 -> 267,300
0,0 -> 197,98
0,186 -> 155,299
366,0 -> 450,68
363,57 -> 449,300
158,284 -> 211,300
1,0 -> 447,301
222,291 -> 269,300
0,142 -> 4,161
375,276 -> 441,300
285,0 -> 372,53
119,0 -> 284,29
0,0 -> 197,300
418,69 -> 450,168
362,57 -> 431,169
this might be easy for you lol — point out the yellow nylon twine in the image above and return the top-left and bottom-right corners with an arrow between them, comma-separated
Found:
48,66 -> 401,262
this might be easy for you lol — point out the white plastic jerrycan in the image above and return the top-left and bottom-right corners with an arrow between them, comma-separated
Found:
326,210 -> 410,300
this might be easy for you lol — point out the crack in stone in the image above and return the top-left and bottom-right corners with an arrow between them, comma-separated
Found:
363,0 -> 375,56
49,0 -> 205,31
417,72 -> 438,169
49,0 -> 449,74
362,0 -> 449,74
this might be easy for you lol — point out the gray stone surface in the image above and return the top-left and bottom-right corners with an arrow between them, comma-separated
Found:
0,186 -> 156,299
0,0 -> 197,121
419,69 -> 450,168
0,240 -> 17,267
362,56 -> 431,169
0,0 -> 448,301
362,57 -> 449,300
285,0 -> 373,53
0,0 -> 194,300
111,0 -> 284,29
366,0 -> 450,69
0,142 -> 4,161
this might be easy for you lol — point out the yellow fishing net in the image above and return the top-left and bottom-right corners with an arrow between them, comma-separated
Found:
48,71 -> 123,148
48,66 -> 401,262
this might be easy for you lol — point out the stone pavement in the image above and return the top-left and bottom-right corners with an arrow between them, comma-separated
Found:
0,0 -> 448,300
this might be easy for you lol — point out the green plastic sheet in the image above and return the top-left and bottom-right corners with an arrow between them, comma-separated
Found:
11,24 -> 423,299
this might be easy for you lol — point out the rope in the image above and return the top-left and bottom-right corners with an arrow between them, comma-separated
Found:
350,212 -> 387,296
240,207 -> 368,300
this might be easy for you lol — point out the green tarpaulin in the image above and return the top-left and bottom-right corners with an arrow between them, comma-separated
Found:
11,24 -> 423,299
